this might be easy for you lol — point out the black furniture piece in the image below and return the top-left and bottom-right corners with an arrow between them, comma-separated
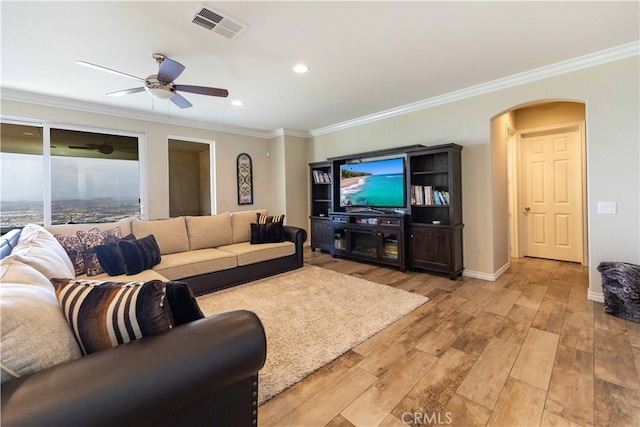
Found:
309,161 -> 333,252
330,212 -> 407,271
1,310 -> 267,427
0,229 -> 268,426
407,144 -> 464,279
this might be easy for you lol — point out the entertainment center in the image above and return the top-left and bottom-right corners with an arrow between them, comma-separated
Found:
309,143 -> 464,279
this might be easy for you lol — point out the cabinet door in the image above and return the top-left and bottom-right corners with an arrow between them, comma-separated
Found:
409,226 -> 452,271
310,218 -> 333,251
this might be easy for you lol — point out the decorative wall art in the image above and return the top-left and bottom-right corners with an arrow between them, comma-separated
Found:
237,153 -> 254,205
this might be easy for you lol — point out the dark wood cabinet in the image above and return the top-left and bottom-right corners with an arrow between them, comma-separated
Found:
330,213 -> 407,271
407,144 -> 464,279
308,144 -> 463,278
309,162 -> 333,251
310,217 -> 332,252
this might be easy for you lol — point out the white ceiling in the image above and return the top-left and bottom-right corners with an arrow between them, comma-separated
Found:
1,1 -> 638,135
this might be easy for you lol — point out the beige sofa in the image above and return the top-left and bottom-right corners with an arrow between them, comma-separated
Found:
45,209 -> 307,295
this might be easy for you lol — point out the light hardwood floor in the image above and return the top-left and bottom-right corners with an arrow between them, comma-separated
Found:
259,248 -> 640,427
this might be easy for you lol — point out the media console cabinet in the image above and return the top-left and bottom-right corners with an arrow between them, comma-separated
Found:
330,212 -> 407,271
309,143 -> 464,279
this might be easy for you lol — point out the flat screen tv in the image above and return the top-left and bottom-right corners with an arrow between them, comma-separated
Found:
340,157 -> 406,209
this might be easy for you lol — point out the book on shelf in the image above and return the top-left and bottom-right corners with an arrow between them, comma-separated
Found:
312,170 -> 332,184
411,185 -> 449,206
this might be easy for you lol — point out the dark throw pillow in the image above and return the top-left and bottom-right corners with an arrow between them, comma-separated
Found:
165,281 -> 205,326
118,234 -> 161,275
51,278 -> 173,355
94,234 -> 136,276
250,222 -> 285,244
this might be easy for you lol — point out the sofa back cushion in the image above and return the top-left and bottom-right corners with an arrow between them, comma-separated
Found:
8,224 -> 75,279
185,213 -> 232,250
131,217 -> 189,255
45,218 -> 133,237
230,210 -> 268,244
0,259 -> 82,383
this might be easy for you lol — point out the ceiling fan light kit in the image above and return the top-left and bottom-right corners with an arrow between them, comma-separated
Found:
78,53 -> 228,109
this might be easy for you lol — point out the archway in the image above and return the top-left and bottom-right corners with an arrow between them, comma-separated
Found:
491,100 -> 587,266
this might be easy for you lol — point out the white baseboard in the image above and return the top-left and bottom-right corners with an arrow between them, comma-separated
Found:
463,261 -> 511,282
588,290 -> 604,303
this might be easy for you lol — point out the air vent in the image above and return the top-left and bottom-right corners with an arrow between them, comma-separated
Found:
192,5 -> 247,39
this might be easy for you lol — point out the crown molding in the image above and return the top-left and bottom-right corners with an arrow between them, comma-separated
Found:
267,128 -> 313,139
2,41 -> 637,140
0,88 -> 275,139
310,40 -> 640,137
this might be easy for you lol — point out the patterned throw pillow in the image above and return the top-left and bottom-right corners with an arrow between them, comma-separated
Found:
76,227 -> 123,276
256,213 -> 285,224
54,234 -> 85,276
51,278 -> 173,355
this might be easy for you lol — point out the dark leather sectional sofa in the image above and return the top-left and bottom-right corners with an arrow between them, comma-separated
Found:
0,212 -> 308,426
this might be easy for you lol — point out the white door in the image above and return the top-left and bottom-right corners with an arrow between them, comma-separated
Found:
521,128 -> 583,263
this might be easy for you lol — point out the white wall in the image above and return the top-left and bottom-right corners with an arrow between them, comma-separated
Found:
309,56 -> 640,299
1,100 -> 271,218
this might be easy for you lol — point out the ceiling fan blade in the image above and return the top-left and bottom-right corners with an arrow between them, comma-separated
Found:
106,87 -> 146,97
157,57 -> 185,83
175,85 -> 229,98
76,61 -> 145,82
68,146 -> 94,150
170,93 -> 192,109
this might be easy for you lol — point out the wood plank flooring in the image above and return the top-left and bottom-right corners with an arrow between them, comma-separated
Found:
259,249 -> 640,427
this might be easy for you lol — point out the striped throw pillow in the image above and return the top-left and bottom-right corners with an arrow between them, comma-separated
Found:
51,279 -> 173,355
256,213 -> 285,224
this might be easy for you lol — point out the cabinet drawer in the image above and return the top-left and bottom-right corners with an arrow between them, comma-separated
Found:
379,218 -> 400,227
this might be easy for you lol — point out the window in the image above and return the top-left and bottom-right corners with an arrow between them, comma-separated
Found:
1,123 -> 141,231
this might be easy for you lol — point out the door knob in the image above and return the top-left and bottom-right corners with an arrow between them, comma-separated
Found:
524,207 -> 531,215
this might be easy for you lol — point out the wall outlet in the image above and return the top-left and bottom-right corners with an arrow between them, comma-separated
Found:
597,201 -> 617,214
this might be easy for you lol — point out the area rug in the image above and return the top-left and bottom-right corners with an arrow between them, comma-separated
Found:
197,265 -> 428,404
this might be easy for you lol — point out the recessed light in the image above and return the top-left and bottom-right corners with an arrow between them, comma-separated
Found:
22,132 -> 35,136
231,100 -> 243,106
293,64 -> 309,74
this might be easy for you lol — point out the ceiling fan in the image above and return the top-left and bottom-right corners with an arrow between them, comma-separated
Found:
77,53 -> 229,108
68,143 -> 115,155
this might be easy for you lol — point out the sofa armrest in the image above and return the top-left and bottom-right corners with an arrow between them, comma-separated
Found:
1,310 -> 267,427
283,225 -> 307,266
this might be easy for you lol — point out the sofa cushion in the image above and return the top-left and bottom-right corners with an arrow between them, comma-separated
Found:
132,217 -> 189,255
8,224 -> 75,279
118,234 -> 162,275
52,278 -> 174,355
230,210 -> 268,244
0,260 -> 82,383
45,218 -> 133,237
185,212 -> 232,250
94,234 -> 136,276
250,222 -> 285,244
76,227 -> 123,277
153,248 -> 237,281
217,241 -> 295,266
78,268 -> 167,283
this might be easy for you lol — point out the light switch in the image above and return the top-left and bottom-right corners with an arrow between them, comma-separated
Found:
597,202 -> 616,214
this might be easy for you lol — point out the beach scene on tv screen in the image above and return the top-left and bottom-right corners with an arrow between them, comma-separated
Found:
340,158 -> 404,207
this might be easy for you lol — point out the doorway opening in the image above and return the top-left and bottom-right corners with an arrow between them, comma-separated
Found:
168,138 -> 215,217
496,101 -> 587,265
